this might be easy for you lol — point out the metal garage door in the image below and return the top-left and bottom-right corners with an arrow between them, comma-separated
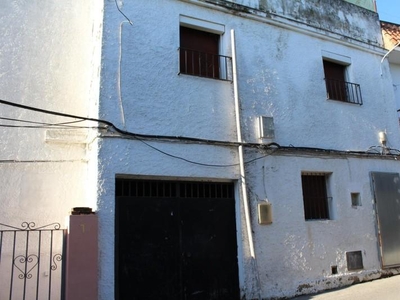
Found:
115,179 -> 240,300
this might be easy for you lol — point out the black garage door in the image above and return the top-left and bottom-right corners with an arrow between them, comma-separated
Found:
115,179 -> 240,300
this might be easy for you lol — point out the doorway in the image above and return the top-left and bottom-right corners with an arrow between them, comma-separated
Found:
371,172 -> 400,268
115,179 -> 240,300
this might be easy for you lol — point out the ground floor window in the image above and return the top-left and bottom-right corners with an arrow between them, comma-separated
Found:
301,173 -> 330,220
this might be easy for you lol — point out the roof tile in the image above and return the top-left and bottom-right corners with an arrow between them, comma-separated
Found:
381,21 -> 400,48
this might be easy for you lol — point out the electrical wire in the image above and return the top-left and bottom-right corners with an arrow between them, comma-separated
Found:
0,124 -> 104,129
368,145 -> 400,155
136,138 -> 277,167
0,159 -> 86,163
0,98 -> 275,148
1,99 -> 398,168
0,98 -> 277,168
0,116 -> 105,129
114,0 -> 133,25
0,116 -> 87,126
137,138 -> 238,167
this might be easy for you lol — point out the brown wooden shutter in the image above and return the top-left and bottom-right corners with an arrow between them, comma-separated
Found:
180,27 -> 220,78
323,60 -> 347,101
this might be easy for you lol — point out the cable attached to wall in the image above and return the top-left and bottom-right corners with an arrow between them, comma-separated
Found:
114,0 -> 133,25
116,20 -> 130,129
0,98 -> 279,168
1,98 -> 398,168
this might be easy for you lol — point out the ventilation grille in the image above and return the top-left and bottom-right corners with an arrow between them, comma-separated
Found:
346,251 -> 363,271
116,179 -> 234,199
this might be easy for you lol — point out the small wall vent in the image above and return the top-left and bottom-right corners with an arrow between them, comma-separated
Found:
346,251 -> 363,271
259,116 -> 275,139
258,202 -> 272,225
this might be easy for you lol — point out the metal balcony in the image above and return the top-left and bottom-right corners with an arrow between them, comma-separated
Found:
179,47 -> 232,81
325,78 -> 363,105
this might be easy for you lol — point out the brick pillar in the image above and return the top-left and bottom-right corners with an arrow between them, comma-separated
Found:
65,209 -> 98,300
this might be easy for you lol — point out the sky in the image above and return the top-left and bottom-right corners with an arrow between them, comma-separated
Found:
375,0 -> 400,24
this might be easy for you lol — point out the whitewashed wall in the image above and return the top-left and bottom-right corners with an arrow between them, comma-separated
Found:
246,154 -> 400,298
98,0 -> 399,299
0,1 -> 103,299
212,0 -> 381,45
0,0 -> 102,231
389,62 -> 400,119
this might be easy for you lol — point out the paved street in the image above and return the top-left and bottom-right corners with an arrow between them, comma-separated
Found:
290,275 -> 400,300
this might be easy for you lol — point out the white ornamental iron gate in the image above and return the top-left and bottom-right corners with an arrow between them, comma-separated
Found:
0,222 -> 66,300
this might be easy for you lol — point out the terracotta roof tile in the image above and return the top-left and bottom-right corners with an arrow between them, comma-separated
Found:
381,21 -> 400,48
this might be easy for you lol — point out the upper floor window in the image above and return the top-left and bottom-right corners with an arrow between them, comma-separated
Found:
178,16 -> 232,81
322,52 -> 363,105
301,173 -> 331,220
180,26 -> 220,79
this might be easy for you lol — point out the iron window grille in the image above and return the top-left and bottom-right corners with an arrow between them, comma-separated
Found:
301,174 -> 331,220
116,179 -> 234,199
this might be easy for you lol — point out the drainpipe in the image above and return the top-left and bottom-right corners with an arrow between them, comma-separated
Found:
380,40 -> 400,76
231,29 -> 262,300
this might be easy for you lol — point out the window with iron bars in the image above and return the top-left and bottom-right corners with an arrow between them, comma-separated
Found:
323,60 -> 362,105
179,26 -> 232,81
301,173 -> 331,220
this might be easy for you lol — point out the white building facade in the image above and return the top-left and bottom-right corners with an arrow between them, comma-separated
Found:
98,0 -> 400,299
1,0 -> 400,299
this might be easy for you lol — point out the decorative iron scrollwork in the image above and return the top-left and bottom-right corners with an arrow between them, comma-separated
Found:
0,221 -> 61,231
20,221 -> 35,230
14,254 -> 39,279
1,220 -> 66,299
51,254 -> 63,271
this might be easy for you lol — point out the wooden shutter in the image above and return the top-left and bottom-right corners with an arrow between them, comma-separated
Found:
323,60 -> 347,101
180,27 -> 220,78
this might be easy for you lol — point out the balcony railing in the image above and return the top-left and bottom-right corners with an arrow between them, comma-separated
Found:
179,47 -> 232,81
325,78 -> 363,105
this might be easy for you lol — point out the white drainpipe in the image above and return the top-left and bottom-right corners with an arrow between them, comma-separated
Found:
231,29 -> 262,300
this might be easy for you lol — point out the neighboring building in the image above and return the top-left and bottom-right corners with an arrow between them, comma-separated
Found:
1,0 -> 400,300
345,0 -> 376,11
0,0 -> 103,221
99,0 -> 400,299
0,1 -> 103,299
381,21 -> 400,123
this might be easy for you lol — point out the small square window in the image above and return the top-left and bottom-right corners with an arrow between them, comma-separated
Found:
351,193 -> 361,207
301,173 -> 330,220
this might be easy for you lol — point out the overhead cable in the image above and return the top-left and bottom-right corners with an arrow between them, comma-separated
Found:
1,99 -> 398,167
0,98 -> 278,149
114,0 -> 133,25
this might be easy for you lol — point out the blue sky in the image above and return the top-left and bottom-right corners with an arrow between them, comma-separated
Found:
375,0 -> 400,24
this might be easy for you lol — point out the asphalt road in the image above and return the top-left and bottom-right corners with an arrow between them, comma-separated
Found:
290,275 -> 400,300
